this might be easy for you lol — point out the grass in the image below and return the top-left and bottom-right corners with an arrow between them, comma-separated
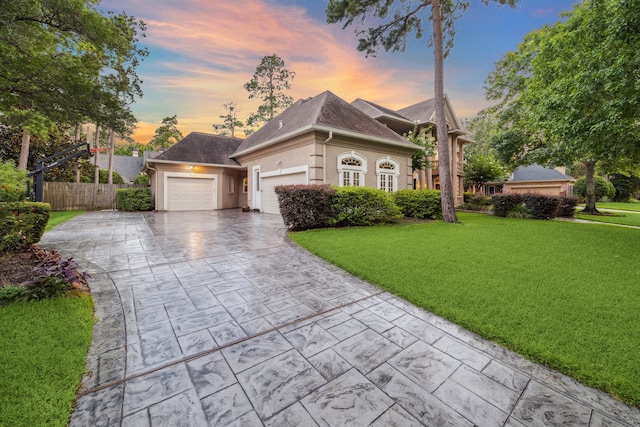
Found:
0,296 -> 94,427
578,201 -> 640,212
45,210 -> 85,232
289,212 -> 640,407
576,212 -> 640,227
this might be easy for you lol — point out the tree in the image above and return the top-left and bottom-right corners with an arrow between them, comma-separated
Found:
114,141 -> 147,156
0,1 -> 147,169
212,102 -> 244,137
243,54 -> 295,130
484,0 -> 640,213
326,0 -> 519,223
464,153 -> 506,192
148,116 -> 184,150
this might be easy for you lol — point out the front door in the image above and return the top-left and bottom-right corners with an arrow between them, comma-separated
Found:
252,166 -> 261,211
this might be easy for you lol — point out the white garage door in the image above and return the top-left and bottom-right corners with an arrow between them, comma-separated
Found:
261,172 -> 307,214
166,177 -> 216,211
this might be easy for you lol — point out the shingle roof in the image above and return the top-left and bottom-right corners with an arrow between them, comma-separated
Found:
233,91 -> 413,156
510,164 -> 576,182
351,98 -> 413,123
396,98 -> 436,123
153,132 -> 243,166
97,153 -> 153,182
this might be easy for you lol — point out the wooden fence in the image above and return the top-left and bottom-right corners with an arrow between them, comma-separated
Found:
43,182 -> 146,211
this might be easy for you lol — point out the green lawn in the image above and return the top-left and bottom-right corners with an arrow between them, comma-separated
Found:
579,201 -> 640,212
289,212 -> 640,407
0,296 -> 94,426
46,210 -> 85,232
576,212 -> 640,227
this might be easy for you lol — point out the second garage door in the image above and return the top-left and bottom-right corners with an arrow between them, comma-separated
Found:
261,172 -> 307,214
166,176 -> 216,211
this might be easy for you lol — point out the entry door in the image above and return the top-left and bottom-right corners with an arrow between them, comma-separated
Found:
253,166 -> 261,211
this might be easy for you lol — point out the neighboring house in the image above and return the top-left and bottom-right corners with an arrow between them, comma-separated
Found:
144,90 -> 472,213
97,151 -> 158,183
502,164 -> 575,197
145,133 -> 247,211
352,94 -> 473,204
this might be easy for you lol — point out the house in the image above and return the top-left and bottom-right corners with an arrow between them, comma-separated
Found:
145,133 -> 247,211
145,90 -> 472,212
96,151 -> 158,183
352,95 -> 473,203
502,164 -> 575,197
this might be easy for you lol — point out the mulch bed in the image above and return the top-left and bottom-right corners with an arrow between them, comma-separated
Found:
0,249 -> 39,288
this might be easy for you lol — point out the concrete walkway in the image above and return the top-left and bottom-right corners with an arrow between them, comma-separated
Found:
40,210 -> 640,427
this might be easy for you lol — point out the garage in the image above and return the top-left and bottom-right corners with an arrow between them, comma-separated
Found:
261,172 -> 307,214
166,176 -> 216,211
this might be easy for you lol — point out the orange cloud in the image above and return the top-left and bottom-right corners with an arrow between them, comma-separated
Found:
103,0 -> 446,142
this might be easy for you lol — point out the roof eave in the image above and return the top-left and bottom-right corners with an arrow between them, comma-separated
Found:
231,125 -> 315,158
312,124 -> 422,150
144,158 -> 244,169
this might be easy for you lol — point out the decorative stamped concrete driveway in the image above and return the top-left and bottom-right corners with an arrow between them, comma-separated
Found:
40,210 -> 640,427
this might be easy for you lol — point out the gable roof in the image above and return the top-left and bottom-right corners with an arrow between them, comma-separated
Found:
509,164 -> 576,182
233,91 -> 418,157
151,132 -> 243,166
351,98 -> 414,124
96,152 -> 159,182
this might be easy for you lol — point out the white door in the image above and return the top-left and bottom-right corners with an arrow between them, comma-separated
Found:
166,177 -> 216,211
261,172 -> 307,215
252,166 -> 261,211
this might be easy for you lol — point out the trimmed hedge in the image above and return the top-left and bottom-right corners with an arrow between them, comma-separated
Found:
573,176 -> 616,201
116,188 -> 153,211
556,196 -> 578,218
521,193 -> 560,220
0,161 -> 27,202
394,189 -> 442,219
329,187 -> 402,227
0,202 -> 50,252
274,184 -> 337,231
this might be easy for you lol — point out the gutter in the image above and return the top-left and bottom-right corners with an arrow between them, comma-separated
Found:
232,124 -> 423,159
145,158 -> 245,169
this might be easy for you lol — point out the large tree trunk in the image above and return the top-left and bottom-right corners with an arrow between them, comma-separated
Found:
107,129 -> 115,184
582,160 -> 599,214
432,0 -> 457,223
18,131 -> 30,170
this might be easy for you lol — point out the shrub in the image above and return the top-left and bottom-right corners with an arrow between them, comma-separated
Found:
491,194 -> 523,217
394,189 -> 442,219
573,176 -> 616,201
463,192 -> 474,203
329,187 -> 402,226
19,250 -> 89,301
0,285 -> 24,304
79,168 -> 125,184
0,160 -> 27,202
133,173 -> 150,186
609,174 -> 640,202
0,202 -> 50,252
274,184 -> 337,231
556,197 -> 578,218
116,188 -> 153,211
521,193 -> 561,220
506,203 -> 532,219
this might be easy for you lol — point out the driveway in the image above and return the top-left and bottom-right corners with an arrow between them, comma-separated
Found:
40,210 -> 640,426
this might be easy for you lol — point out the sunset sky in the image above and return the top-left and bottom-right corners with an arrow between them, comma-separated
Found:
100,0 -> 579,144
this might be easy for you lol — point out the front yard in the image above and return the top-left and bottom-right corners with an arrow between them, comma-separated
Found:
289,212 -> 640,407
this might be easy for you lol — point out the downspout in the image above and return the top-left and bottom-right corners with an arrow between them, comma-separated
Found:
323,130 -> 333,183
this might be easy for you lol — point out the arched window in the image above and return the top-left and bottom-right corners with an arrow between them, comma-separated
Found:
376,157 -> 400,192
337,152 -> 367,187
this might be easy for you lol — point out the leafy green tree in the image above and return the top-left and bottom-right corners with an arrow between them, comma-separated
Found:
148,116 -> 184,150
609,174 -> 640,202
485,0 -> 640,213
243,54 -> 295,130
212,102 -> 244,137
0,1 -> 147,169
326,0 -> 519,223
573,177 -> 615,202
114,142 -> 148,156
0,160 -> 27,202
405,125 -> 436,188
464,153 -> 505,192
